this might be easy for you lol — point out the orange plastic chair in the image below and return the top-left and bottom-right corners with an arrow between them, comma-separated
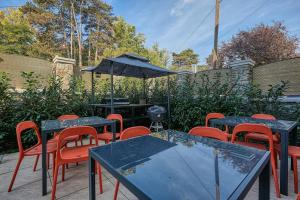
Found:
50,114 -> 81,145
114,126 -> 151,200
274,144 -> 300,193
189,126 -> 228,142
231,123 -> 280,198
245,114 -> 280,143
205,113 -> 229,133
94,114 -> 123,144
8,121 -> 57,192
51,126 -> 103,200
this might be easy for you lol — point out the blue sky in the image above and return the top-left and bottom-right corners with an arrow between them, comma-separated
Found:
2,0 -> 300,64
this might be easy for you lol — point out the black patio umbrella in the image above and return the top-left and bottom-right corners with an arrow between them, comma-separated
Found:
82,53 -> 177,128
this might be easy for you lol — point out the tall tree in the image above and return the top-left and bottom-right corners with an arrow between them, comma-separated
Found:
84,0 -> 114,64
0,9 -> 35,55
215,22 -> 299,66
172,48 -> 199,70
103,17 -> 147,58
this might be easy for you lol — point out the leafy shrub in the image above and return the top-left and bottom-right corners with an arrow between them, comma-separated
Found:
0,72 -> 15,152
0,71 -> 299,153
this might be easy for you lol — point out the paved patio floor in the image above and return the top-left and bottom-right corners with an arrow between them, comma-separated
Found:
0,140 -> 298,200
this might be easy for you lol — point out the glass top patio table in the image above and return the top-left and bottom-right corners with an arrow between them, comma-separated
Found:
89,130 -> 270,200
210,116 -> 298,195
209,116 -> 297,133
40,116 -> 116,195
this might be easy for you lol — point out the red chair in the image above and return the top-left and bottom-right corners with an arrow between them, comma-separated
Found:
231,123 -> 280,198
274,144 -> 300,193
113,126 -> 151,200
50,114 -> 81,145
95,114 -> 123,144
189,126 -> 228,142
245,114 -> 280,143
51,126 -> 103,200
297,193 -> 300,200
8,121 -> 57,192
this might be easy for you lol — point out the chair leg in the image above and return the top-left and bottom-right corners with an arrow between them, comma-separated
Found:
33,155 -> 39,171
74,141 -> 79,166
8,155 -> 23,192
62,164 -> 65,182
293,157 -> 298,193
80,136 -> 83,146
97,164 -> 103,194
113,181 -> 120,200
89,137 -> 93,145
52,153 -> 56,177
51,164 -> 60,200
273,150 -> 278,169
271,155 -> 281,198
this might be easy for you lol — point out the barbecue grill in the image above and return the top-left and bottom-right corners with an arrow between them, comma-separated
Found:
147,105 -> 166,132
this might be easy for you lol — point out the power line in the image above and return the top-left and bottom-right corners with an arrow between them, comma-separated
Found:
219,0 -> 270,41
175,0 -> 224,51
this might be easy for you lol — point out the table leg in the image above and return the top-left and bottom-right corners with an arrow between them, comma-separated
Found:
291,127 -> 298,170
42,131 -> 47,195
280,131 -> 288,195
89,153 -> 96,200
112,121 -> 116,142
259,159 -> 270,200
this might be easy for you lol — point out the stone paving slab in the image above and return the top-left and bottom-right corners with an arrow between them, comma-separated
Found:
0,143 -> 299,200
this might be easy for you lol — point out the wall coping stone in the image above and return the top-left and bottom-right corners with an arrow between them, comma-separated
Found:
53,55 -> 76,65
229,59 -> 255,68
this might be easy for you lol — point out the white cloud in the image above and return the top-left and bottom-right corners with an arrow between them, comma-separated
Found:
170,0 -> 196,17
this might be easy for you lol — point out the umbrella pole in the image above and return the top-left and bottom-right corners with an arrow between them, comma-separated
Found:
110,62 -> 114,114
143,77 -> 146,103
91,71 -> 94,104
167,75 -> 170,129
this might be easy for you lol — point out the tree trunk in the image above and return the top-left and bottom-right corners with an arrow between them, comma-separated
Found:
88,35 -> 91,65
70,5 -> 73,59
71,1 -> 83,67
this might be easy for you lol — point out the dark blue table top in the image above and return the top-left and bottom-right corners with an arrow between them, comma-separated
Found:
90,130 -> 270,200
210,116 -> 298,133
41,116 -> 113,134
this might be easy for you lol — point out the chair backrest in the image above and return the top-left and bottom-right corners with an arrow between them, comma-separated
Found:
104,114 -> 123,133
120,126 -> 151,140
205,112 -> 228,132
57,114 -> 79,121
56,126 -> 98,160
189,126 -> 228,142
16,121 -> 41,153
231,123 -> 274,150
251,114 -> 276,120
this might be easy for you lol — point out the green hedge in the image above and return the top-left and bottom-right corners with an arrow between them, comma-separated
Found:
0,72 -> 299,153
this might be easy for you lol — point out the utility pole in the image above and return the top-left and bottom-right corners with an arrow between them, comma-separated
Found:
212,0 -> 220,69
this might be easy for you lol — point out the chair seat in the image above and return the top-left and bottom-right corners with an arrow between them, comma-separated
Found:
287,146 -> 300,157
235,141 -> 267,150
245,133 -> 279,143
49,135 -> 80,143
61,144 -> 96,161
97,132 -> 120,141
24,142 -> 57,156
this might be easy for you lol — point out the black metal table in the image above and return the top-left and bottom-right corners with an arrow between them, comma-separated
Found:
210,116 -> 298,195
41,116 -> 116,195
91,103 -> 152,126
89,130 -> 270,200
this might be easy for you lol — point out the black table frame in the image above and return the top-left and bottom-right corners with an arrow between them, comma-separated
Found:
88,135 -> 271,200
41,117 -> 116,195
210,117 -> 298,195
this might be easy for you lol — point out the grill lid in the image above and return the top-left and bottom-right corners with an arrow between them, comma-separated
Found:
147,105 -> 166,114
